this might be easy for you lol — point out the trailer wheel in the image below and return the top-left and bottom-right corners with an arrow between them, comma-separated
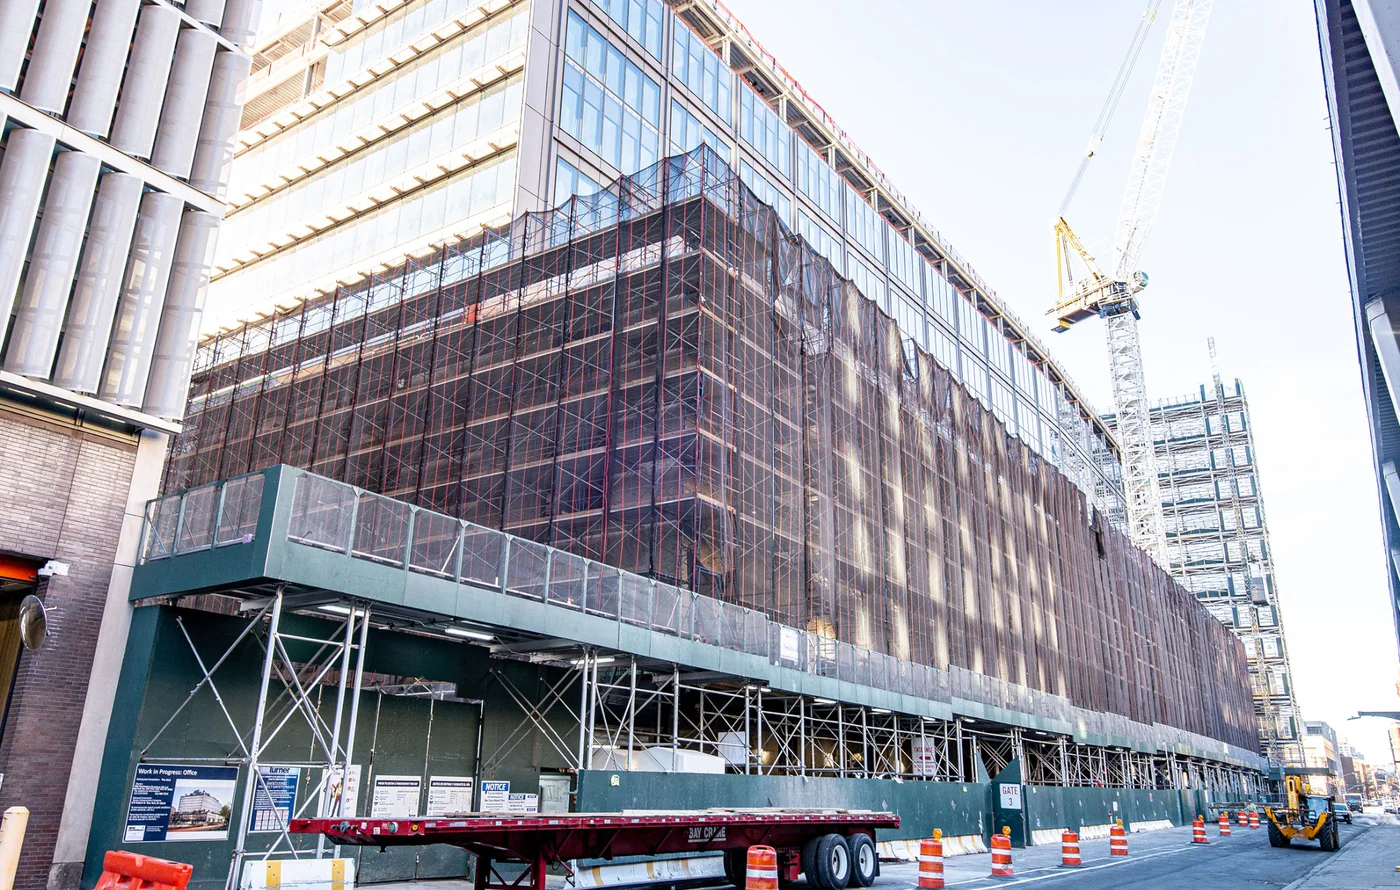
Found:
845,834 -> 876,887
1267,821 -> 1289,848
808,833 -> 851,890
723,849 -> 746,887
802,837 -> 818,885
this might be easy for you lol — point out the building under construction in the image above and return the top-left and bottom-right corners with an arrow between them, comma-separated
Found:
165,148 -> 1256,753
1140,378 -> 1304,764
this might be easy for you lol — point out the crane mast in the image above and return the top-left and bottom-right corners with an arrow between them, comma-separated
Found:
1050,0 -> 1213,564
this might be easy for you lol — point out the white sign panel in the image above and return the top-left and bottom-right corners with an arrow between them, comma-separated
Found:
426,776 -> 475,816
910,739 -> 938,778
480,780 -> 510,812
506,792 -> 538,814
320,764 -> 361,819
998,784 -> 1023,811
716,731 -> 748,767
779,627 -> 800,663
370,775 -> 422,817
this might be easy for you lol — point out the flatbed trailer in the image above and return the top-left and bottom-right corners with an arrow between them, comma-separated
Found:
290,810 -> 900,890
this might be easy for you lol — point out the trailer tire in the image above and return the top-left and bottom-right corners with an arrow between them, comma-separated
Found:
1267,821 -> 1289,848
810,833 -> 851,890
723,849 -> 746,887
802,837 -> 819,886
846,834 -> 877,887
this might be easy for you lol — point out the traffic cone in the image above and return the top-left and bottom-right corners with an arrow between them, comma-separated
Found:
1248,811 -> 1260,830
918,831 -> 945,889
1237,811 -> 1248,827
745,846 -> 778,890
1059,830 -> 1081,868
1192,816 -> 1209,844
990,827 -> 1014,878
1218,812 -> 1231,837
1109,820 -> 1128,857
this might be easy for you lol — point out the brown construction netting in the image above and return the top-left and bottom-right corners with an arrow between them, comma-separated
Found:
167,147 -> 1256,751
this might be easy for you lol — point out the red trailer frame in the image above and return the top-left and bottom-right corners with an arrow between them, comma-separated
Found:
290,810 -> 899,890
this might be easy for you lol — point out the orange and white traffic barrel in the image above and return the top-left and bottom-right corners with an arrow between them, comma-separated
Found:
1060,830 -> 1081,868
1237,811 -> 1248,827
1109,820 -> 1128,857
745,845 -> 778,890
1218,812 -> 1231,837
1248,811 -> 1260,830
990,827 -> 1014,878
1192,816 -> 1209,844
918,831 -> 945,889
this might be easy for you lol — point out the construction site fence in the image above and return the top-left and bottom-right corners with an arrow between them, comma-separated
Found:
163,145 -> 1258,754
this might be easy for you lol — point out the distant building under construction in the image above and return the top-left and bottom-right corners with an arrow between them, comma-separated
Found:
1129,379 -> 1304,765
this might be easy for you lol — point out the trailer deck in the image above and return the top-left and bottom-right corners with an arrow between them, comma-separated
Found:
290,810 -> 900,890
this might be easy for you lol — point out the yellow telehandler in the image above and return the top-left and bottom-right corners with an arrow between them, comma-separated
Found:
1265,775 -> 1342,852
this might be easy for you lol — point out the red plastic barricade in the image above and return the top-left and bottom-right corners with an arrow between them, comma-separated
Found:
95,852 -> 193,890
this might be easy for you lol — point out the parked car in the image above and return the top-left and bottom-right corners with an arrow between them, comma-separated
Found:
1331,802 -> 1352,824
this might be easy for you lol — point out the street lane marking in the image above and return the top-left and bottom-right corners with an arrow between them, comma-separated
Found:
936,843 -> 1216,887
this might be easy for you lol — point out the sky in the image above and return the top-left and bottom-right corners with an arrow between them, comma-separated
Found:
711,0 -> 1400,765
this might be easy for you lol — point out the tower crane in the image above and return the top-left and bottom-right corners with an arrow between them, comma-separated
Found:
1048,0 -> 1213,564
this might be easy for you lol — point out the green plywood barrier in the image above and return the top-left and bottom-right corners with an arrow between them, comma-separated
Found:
577,770 -> 988,841
1023,786 -> 1186,838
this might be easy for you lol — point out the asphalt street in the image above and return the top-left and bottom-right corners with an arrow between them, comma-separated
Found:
871,816 -> 1400,889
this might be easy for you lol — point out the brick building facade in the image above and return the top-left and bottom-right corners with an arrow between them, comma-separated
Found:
0,405 -> 165,890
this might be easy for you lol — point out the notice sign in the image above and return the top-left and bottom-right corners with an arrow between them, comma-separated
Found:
998,784 -> 1023,811
251,766 -> 300,833
123,764 -> 238,842
426,776 -> 475,816
910,739 -> 937,778
779,627 -> 800,663
480,780 -> 510,812
370,775 -> 422,817
320,764 -> 361,819
506,792 -> 538,814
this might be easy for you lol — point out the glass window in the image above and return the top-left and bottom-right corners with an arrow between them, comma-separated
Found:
848,254 -> 886,309
795,138 -> 841,222
562,11 -> 661,174
930,324 -> 957,377
600,0 -> 664,60
672,24 -> 732,124
554,157 -> 601,205
886,222 -> 921,297
232,8 -> 527,203
797,210 -> 842,271
670,101 -> 729,162
739,160 -> 791,222
845,184 -> 883,263
738,85 -> 790,178
957,290 -> 983,353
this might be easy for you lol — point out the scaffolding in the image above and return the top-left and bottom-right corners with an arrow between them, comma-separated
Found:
1142,377 -> 1303,764
166,147 -> 1257,753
